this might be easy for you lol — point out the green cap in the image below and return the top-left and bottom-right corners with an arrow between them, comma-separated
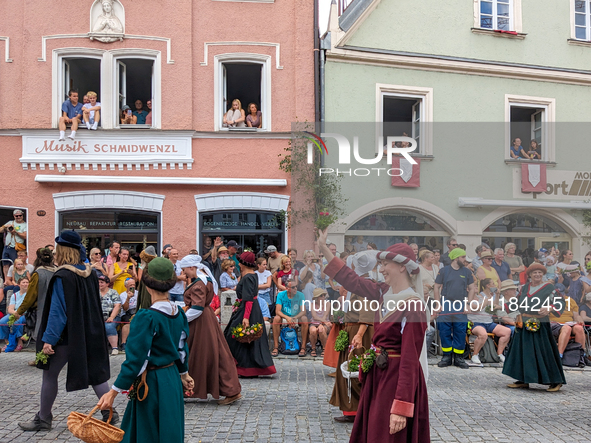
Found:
449,248 -> 466,261
146,257 -> 175,282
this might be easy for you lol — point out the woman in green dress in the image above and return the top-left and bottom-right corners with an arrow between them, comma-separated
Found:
98,257 -> 194,443
502,263 -> 566,392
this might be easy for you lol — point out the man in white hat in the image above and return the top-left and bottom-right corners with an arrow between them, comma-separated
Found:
1,209 -> 27,278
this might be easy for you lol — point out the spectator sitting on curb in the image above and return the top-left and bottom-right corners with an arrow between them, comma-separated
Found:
271,280 -> 307,358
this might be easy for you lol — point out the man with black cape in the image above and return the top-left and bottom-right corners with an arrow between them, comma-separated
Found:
19,230 -> 116,431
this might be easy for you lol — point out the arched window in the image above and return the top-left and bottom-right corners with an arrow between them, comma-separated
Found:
346,209 -> 449,252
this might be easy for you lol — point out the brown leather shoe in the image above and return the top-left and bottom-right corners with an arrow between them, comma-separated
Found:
334,415 -> 355,423
217,394 -> 242,405
507,381 -> 529,389
327,372 -> 336,378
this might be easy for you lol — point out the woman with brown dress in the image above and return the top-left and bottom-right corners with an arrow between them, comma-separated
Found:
179,254 -> 242,405
330,251 -> 376,423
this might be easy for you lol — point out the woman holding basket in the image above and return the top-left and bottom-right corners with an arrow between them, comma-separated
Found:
318,228 -> 430,443
97,257 -> 194,443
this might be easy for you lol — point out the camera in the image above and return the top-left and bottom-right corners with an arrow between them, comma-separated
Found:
7,226 -> 13,232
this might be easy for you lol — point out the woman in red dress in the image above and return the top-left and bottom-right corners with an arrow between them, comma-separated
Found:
318,229 -> 430,443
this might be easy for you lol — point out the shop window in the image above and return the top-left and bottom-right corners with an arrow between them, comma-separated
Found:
117,58 -> 154,128
377,84 -> 433,156
215,54 -> 271,131
506,95 -> 555,162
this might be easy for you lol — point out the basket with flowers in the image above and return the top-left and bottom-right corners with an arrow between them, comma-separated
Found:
230,323 -> 264,343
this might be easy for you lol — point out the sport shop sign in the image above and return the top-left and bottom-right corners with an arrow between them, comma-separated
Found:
513,168 -> 591,200
20,133 -> 193,170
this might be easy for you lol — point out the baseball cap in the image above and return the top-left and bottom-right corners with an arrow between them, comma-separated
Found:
13,209 -> 24,216
539,248 -> 548,253
265,245 -> 278,253
226,240 -> 239,248
122,105 -> 131,111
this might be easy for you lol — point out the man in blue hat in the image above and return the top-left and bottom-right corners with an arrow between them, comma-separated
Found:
19,230 -> 117,431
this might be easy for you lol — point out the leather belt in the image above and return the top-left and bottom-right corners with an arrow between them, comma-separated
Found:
137,363 -> 175,401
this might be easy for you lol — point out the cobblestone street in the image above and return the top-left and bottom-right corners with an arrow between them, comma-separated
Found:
1,352 -> 590,442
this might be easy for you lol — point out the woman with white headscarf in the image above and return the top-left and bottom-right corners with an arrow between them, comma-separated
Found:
179,254 -> 242,405
318,228 -> 430,443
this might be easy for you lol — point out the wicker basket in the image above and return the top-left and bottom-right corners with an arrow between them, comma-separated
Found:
341,347 -> 364,402
67,406 -> 124,443
233,324 -> 264,343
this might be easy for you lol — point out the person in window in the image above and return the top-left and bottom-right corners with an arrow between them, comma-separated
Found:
246,103 -> 262,128
82,91 -> 101,130
120,105 -> 137,124
133,99 -> 148,124
145,99 -> 153,126
527,139 -> 541,160
510,137 -> 528,159
223,99 -> 246,128
58,89 -> 82,141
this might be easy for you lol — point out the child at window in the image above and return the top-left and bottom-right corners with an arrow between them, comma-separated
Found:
82,91 -> 101,130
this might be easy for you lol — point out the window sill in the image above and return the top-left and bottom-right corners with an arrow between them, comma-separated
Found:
471,28 -> 527,40
567,39 -> 591,48
119,124 -> 154,129
505,159 -> 556,166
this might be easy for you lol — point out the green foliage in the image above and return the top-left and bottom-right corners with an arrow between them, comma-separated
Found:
348,355 -> 361,372
35,351 -> 48,365
279,126 -> 347,229
583,210 -> 591,246
359,348 -> 378,373
334,329 -> 349,352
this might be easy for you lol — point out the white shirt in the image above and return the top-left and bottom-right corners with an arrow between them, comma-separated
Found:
119,290 -> 138,312
2,222 -> 26,248
170,261 -> 185,294
83,102 -> 101,121
255,270 -> 272,295
7,264 -> 34,277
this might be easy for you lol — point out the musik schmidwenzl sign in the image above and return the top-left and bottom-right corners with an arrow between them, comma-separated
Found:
20,132 -> 193,169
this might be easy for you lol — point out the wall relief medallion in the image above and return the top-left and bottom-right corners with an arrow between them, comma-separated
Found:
89,0 -> 125,43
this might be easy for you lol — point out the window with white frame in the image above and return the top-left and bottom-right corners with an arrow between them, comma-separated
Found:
55,49 -> 160,130
505,95 -> 555,162
215,54 -> 271,131
574,1 -> 591,40
376,84 -> 433,156
479,0 -> 513,31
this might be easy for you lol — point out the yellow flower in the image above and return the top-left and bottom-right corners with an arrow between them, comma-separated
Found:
240,333 -> 244,336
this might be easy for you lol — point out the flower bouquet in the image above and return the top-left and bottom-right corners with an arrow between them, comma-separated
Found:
525,318 -> 540,332
358,346 -> 378,373
35,351 -> 49,365
231,323 -> 264,343
232,299 -> 241,313
334,330 -> 349,352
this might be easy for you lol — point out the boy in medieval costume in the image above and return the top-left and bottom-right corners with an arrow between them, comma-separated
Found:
98,257 -> 195,443
179,254 -> 242,404
19,230 -> 115,431
318,228 -> 430,443
331,251 -> 376,423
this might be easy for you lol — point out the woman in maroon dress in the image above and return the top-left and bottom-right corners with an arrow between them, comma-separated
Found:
318,229 -> 430,443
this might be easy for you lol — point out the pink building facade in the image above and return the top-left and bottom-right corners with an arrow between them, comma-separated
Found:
0,0 -> 315,257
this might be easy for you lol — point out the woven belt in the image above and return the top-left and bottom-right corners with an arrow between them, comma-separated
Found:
384,349 -> 401,358
137,363 -> 175,401
344,322 -> 358,327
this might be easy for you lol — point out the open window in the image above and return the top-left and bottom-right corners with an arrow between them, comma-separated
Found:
215,54 -> 271,131
382,96 -> 421,152
61,57 -> 101,115
506,95 -> 555,162
221,62 -> 263,130
377,84 -> 433,156
116,58 -> 154,128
